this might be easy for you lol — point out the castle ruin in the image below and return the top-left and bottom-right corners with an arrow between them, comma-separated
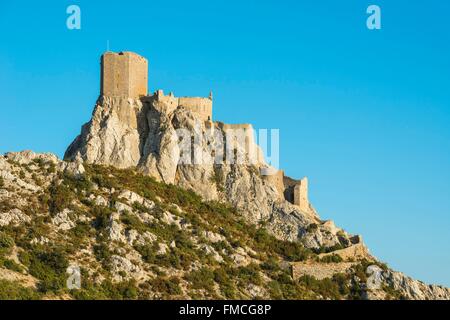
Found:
263,171 -> 313,214
153,90 -> 213,122
293,177 -> 310,213
100,51 -> 212,121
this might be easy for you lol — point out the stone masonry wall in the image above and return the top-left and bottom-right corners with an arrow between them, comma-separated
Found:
262,170 -> 285,200
178,97 -> 213,121
101,51 -> 148,98
154,90 -> 213,122
294,177 -> 310,213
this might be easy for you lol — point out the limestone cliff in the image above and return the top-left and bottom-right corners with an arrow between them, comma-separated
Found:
65,95 -> 352,250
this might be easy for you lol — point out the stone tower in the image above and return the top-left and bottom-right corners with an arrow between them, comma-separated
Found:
294,177 -> 310,213
100,51 -> 148,98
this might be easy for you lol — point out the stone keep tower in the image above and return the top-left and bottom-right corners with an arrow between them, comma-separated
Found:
294,177 -> 310,213
101,51 -> 148,98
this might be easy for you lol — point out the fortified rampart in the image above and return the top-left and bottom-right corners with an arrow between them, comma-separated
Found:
262,172 -> 313,213
153,90 -> 213,122
179,97 -> 213,122
294,177 -> 310,213
262,169 -> 285,199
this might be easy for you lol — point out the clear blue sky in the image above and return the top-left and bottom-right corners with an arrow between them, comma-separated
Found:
1,0 -> 449,287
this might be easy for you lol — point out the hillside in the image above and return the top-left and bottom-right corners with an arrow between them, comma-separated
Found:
1,151 -> 449,300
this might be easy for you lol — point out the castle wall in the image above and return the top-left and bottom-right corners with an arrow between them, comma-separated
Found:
218,123 -> 252,131
291,261 -> 356,281
178,97 -> 213,121
127,52 -> 148,98
153,91 -> 213,122
101,52 -> 148,98
294,177 -> 310,213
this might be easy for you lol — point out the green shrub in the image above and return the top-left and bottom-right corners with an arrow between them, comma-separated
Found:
91,206 -> 113,230
184,267 -> 215,291
298,275 -> 344,300
3,259 -> 24,273
213,267 -> 237,299
24,247 -> 69,293
48,182 -> 74,214
267,280 -> 283,299
382,284 -> 406,300
120,211 -> 147,233
137,243 -> 195,271
70,221 -> 94,241
260,257 -> 280,273
135,243 -> 159,265
213,267 -> 229,285
268,272 -> 307,299
315,243 -> 345,254
0,233 -> 15,254
149,277 -> 183,296
93,243 -> 112,268
32,173 -> 44,186
277,241 -> 311,261
233,263 -> 262,286
91,173 -> 119,190
72,280 -> 139,300
62,173 -> 93,195
0,280 -> 41,300
253,228 -> 312,262
131,201 -> 148,213
100,280 -> 138,299
47,162 -> 56,174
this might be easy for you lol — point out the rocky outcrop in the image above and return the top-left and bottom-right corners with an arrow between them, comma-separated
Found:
386,271 -> 450,300
64,96 -> 348,249
365,270 -> 450,300
0,208 -> 31,227
52,209 -> 76,231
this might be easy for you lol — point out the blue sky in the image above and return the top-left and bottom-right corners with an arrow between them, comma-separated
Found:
1,0 -> 449,287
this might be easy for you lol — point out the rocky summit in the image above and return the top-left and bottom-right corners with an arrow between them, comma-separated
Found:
1,51 -> 449,300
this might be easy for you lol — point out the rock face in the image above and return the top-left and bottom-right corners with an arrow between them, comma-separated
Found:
65,95 -> 349,248
365,270 -> 450,300
65,97 -> 145,169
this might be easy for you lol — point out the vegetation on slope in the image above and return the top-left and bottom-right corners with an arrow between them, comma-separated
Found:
0,161 -> 403,300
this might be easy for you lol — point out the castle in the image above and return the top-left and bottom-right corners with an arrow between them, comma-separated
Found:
100,51 -> 312,214
100,51 -> 212,122
263,170 -> 312,214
